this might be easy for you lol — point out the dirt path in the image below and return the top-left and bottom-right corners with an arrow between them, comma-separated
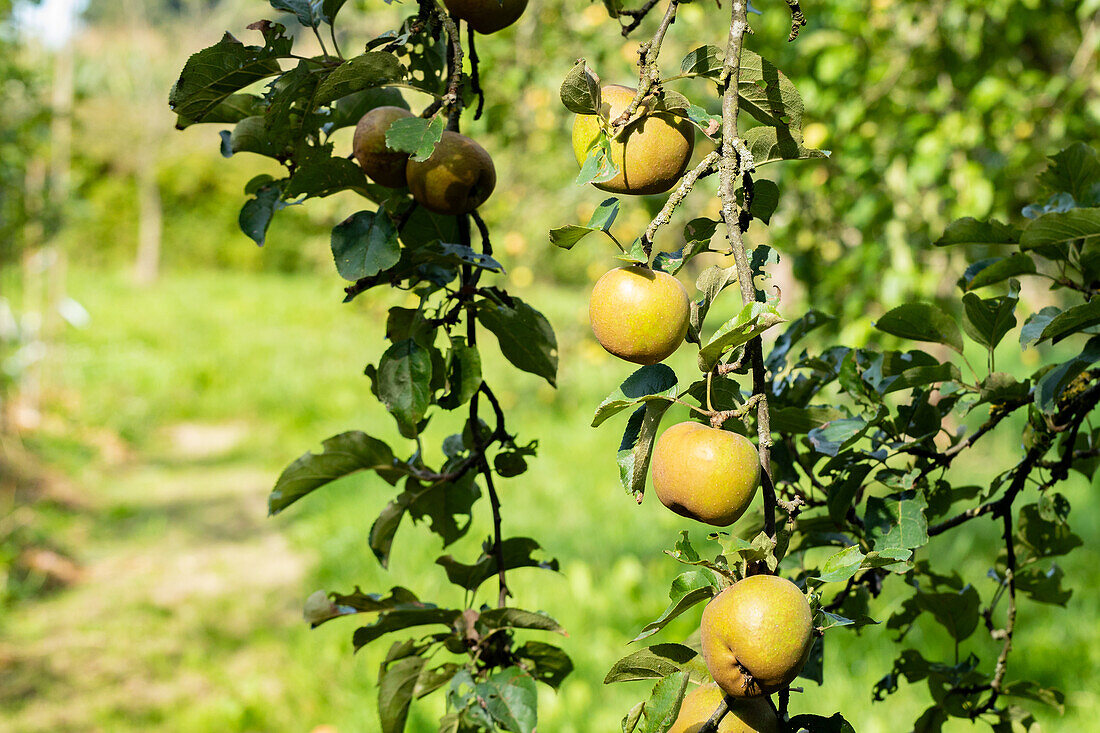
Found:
0,425 -> 306,732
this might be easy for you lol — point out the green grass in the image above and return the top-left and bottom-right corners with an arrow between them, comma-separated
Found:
3,267 -> 1096,732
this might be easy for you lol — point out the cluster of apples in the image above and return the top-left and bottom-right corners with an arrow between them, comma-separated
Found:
350,0 -> 531,213
576,91 -> 814,731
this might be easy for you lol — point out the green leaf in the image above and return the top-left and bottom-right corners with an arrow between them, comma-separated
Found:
168,31 -> 286,123
914,585 -> 981,641
1001,680 -> 1067,714
479,608 -> 565,634
513,642 -> 574,689
1035,335 -> 1100,411
679,45 -> 723,78
1038,299 -> 1100,344
1017,503 -> 1083,558
699,301 -> 785,370
438,336 -> 481,410
636,672 -> 689,733
693,265 -> 740,335
385,115 -> 445,162
875,303 -> 964,353
808,418 -> 867,457
632,570 -> 719,642
287,156 -> 375,199
769,405 -> 846,434
746,179 -> 780,224
176,92 -> 264,129
680,47 -> 804,129
1020,306 -> 1061,347
352,607 -> 462,649
320,0 -> 349,24
238,182 -> 287,246
378,339 -> 433,431
787,713 -> 856,733
435,537 -> 558,592
379,655 -> 425,733
603,644 -> 698,683
1019,207 -> 1100,249
621,703 -> 644,733
476,297 -> 558,386
576,132 -> 620,186
1038,143 -> 1100,202
617,401 -> 672,501
976,372 -> 1029,406
959,253 -> 1036,291
548,224 -> 595,250
331,210 -> 400,281
549,198 -> 620,250
269,431 -> 399,514
864,490 -> 929,554
268,0 -> 320,27
263,61 -> 318,147
313,51 -> 407,104
934,217 -> 1020,247
742,125 -> 828,167
1014,563 -> 1072,606
736,50 -> 805,129
559,60 -> 601,114
961,288 -> 1018,351
480,667 -> 538,733
592,364 -> 678,427
813,545 -> 865,583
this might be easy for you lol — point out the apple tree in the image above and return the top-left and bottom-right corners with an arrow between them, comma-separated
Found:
171,1 -> 568,730
555,0 -> 1100,731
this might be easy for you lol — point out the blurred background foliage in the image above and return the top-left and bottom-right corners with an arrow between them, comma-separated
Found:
1,0 -> 1098,731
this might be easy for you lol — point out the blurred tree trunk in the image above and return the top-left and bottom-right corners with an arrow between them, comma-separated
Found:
133,159 -> 162,285
127,0 -> 163,285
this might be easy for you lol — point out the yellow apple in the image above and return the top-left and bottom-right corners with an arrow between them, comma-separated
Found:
667,683 -> 779,733
701,575 -> 814,698
405,131 -> 496,216
352,106 -> 414,188
589,266 -> 690,364
443,0 -> 528,34
572,84 -> 695,195
651,422 -> 761,526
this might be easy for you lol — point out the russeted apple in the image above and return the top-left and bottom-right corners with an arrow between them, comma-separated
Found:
667,683 -> 778,733
701,575 -> 814,698
352,106 -> 414,188
572,84 -> 695,195
651,422 -> 761,526
405,131 -> 497,216
589,266 -> 690,364
443,0 -> 528,34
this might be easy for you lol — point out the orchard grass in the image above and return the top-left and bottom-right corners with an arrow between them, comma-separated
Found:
0,267 -> 1095,732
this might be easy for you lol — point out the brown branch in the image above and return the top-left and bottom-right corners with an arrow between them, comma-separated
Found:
436,7 -> 465,128
783,0 -> 807,41
619,0 -> 663,36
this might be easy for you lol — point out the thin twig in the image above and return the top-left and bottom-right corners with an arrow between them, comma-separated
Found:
641,151 -> 719,255
619,0 -> 663,36
698,694 -> 735,733
614,0 -> 681,129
